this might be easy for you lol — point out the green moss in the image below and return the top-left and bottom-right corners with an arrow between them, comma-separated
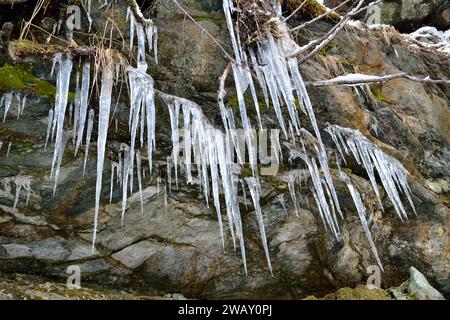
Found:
10,40 -> 61,57
372,86 -> 390,103
286,0 -> 339,20
0,63 -> 58,99
277,264 -> 304,290
319,44 -> 340,56
323,286 -> 392,300
193,16 -> 223,26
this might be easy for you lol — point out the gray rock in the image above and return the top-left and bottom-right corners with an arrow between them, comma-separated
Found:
408,267 -> 445,300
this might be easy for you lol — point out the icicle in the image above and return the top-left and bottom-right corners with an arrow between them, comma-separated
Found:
166,156 -> 172,193
86,0 -> 93,31
20,95 -> 27,116
44,108 -> 54,150
245,177 -> 272,274
128,7 -> 136,56
325,125 -> 416,219
2,92 -> 13,122
50,53 -> 73,193
120,143 -> 131,223
163,183 -> 168,215
6,141 -> 11,157
127,66 -> 155,174
92,57 -> 114,253
136,150 -> 144,215
73,70 -> 80,144
83,109 -> 95,176
12,176 -> 32,211
110,161 -> 119,203
52,130 -> 71,195
340,171 -> 383,271
156,176 -> 161,194
15,93 -> 22,119
277,194 -> 288,215
231,63 -> 257,173
223,0 -> 243,63
75,62 -> 91,155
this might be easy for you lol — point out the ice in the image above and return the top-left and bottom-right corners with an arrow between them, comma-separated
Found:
325,125 -> 416,221
83,109 -> 95,176
86,0 -> 93,31
231,64 -> 257,173
277,194 -> 288,215
167,99 -> 180,188
289,148 -> 341,240
110,161 -> 119,203
136,150 -> 144,215
159,92 -> 258,271
50,53 -> 73,193
127,6 -> 158,69
44,108 -> 54,150
120,143 -> 131,223
6,141 -> 11,157
12,176 -> 32,211
2,92 -> 13,122
127,66 -> 156,174
156,176 -> 161,194
282,169 -> 308,216
92,59 -> 114,252
75,62 -> 91,155
245,177 -> 272,274
223,0 -> 243,64
166,155 -> 172,193
340,171 -> 383,270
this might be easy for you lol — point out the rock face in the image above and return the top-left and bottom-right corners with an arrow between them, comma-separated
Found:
324,0 -> 450,32
0,0 -> 449,299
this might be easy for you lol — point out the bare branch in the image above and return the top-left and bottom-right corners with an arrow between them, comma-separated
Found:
289,0 -> 351,33
284,0 -> 309,23
288,0 -> 381,62
306,72 -> 450,87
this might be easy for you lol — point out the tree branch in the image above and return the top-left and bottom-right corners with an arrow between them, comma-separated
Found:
288,0 -> 381,62
306,72 -> 450,87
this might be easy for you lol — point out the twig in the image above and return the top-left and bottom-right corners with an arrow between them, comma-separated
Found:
295,0 -> 366,61
126,0 -> 153,26
284,0 -> 308,22
218,62 -> 232,100
288,0 -> 381,62
306,72 -> 450,86
289,0 -> 351,33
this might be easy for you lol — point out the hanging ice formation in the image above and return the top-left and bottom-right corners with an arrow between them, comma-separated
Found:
219,0 -> 417,269
92,56 -> 115,252
12,176 -> 33,211
339,171 -> 384,271
25,1 -> 418,273
159,92 -> 252,273
50,53 -> 73,193
325,125 -> 416,220
126,6 -> 158,68
75,62 -> 91,155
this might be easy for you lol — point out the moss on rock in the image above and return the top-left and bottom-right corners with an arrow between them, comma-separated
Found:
0,63 -> 57,98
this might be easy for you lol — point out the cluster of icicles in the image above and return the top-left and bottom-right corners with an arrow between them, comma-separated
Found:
1,91 -> 28,122
8,2 -> 416,273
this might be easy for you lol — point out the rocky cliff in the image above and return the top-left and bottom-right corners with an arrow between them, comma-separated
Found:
0,0 -> 448,299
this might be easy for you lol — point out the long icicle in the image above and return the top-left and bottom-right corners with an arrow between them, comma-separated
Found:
92,56 -> 114,253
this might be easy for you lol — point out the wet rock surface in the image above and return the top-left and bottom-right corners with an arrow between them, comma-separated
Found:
0,0 -> 448,299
